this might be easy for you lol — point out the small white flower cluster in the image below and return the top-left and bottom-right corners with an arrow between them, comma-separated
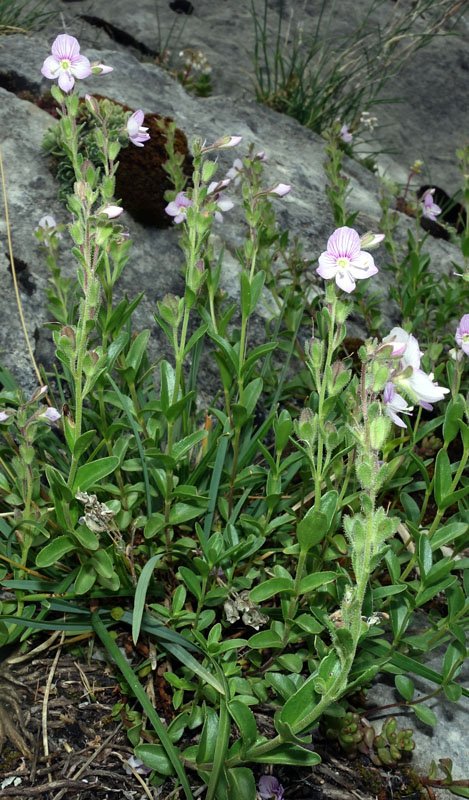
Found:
179,47 -> 212,75
360,111 -> 378,131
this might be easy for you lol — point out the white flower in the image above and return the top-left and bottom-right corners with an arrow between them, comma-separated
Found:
382,382 -> 413,428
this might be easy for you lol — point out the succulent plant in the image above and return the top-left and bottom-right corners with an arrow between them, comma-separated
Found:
325,711 -> 415,766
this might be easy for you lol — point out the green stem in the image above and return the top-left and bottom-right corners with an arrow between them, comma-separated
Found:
314,294 -> 337,509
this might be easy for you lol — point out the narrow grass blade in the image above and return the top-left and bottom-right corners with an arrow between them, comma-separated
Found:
132,554 -> 162,644
92,611 -> 194,800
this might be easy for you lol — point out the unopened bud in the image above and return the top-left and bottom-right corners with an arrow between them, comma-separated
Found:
61,326 -> 76,346
369,416 -> 391,451
85,94 -> 99,114
297,407 -> 317,444
360,231 -> 385,250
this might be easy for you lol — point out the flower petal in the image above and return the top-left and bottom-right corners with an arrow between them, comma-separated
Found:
327,226 -> 361,259
317,253 -> 339,278
58,71 -> 74,92
71,55 -> 92,78
41,55 -> 60,78
51,34 -> 80,60
335,270 -> 356,293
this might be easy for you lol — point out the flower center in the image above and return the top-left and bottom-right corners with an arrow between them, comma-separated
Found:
60,59 -> 71,70
336,257 -> 350,270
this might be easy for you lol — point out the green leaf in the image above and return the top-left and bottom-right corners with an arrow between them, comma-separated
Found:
449,788 -> 469,798
431,522 -> 468,551
241,342 -> 277,380
416,576 -> 457,607
443,642 -> 465,683
91,549 -> 115,579
297,509 -> 327,552
133,555 -> 163,644
45,464 -> 73,505
319,490 -> 339,531
240,378 -> 263,416
276,653 -> 304,673
372,584 -> 407,600
135,744 -> 174,776
294,614 -> 324,635
444,683 -> 463,702
160,360 -> 176,414
196,707 -> 219,766
171,430 -> 208,463
413,704 -> 437,727
179,567 -> 202,601
183,323 -> 208,358
248,630 -> 283,649
72,526 -> 100,551
227,767 -> 256,800
240,271 -> 251,319
249,577 -> 294,603
298,571 -> 336,594
169,503 -> 204,526
400,492 -> 420,523
248,269 -> 265,314
434,450 -> 452,508
36,536 -> 75,568
74,563 -> 96,595
249,743 -> 321,766
439,484 -> 469,510
73,456 -> 119,492
228,701 -> 257,750
144,513 -> 165,538
125,329 -> 150,375
279,674 -> 318,727
418,533 -> 432,578
395,675 -> 415,702
72,429 -> 96,459
443,395 -> 466,447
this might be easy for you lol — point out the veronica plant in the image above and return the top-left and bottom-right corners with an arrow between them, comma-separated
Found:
0,30 -> 467,800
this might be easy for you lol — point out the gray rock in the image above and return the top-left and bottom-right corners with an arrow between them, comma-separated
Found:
368,653 -> 469,798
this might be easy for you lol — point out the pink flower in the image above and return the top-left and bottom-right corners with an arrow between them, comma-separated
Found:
40,407 -> 61,423
270,183 -> 291,197
127,110 -> 150,147
207,181 -> 234,222
41,34 -> 92,93
340,124 -> 353,144
382,382 -> 413,428
360,231 -> 385,250
258,775 -> 285,800
383,327 -> 422,368
317,226 -> 379,293
165,192 -> 193,224
213,135 -> 242,149
226,158 -> 243,185
421,188 -> 441,222
100,205 -> 124,219
383,327 -> 450,406
91,63 -> 113,75
455,313 -> 469,355
202,135 -> 242,153
36,215 -> 62,238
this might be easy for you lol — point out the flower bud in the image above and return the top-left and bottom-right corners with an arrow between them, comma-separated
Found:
360,231 -> 385,250
369,416 -> 391,451
100,205 -> 124,219
297,407 -> 317,445
84,94 -> 99,114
